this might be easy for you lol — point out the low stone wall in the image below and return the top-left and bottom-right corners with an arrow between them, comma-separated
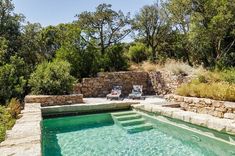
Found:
24,94 -> 83,107
74,71 -> 155,97
165,94 -> 235,119
74,71 -> 191,97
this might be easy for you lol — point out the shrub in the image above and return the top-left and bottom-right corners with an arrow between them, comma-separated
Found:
7,98 -> 21,119
221,69 -> 235,83
0,56 -> 28,104
196,68 -> 235,84
29,60 -> 76,95
102,44 -> 129,72
0,105 -> 15,142
176,81 -> 235,102
164,60 -> 194,76
128,43 -> 148,63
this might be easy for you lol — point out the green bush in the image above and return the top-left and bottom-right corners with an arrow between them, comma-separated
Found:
128,43 -> 148,63
29,60 -> 76,95
0,105 -> 16,142
0,56 -> 28,104
102,44 -> 129,72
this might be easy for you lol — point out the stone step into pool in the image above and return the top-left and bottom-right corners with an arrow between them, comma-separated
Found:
112,111 -> 153,133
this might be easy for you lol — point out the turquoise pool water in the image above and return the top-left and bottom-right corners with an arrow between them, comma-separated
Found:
42,112 -> 235,156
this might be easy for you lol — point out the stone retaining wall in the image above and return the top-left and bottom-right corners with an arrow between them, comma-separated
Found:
148,71 -> 192,96
165,94 -> 235,119
24,94 -> 83,107
74,71 -> 191,97
74,71 -> 155,97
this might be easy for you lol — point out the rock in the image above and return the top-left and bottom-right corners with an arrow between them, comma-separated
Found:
213,111 -> 224,118
224,113 -> 235,120
184,97 -> 193,104
190,114 -> 210,127
172,111 -> 184,120
192,98 -> 200,104
212,101 -> 223,108
207,118 -> 232,132
226,123 -> 235,135
204,99 -> 212,105
224,102 -> 235,109
163,108 -> 179,118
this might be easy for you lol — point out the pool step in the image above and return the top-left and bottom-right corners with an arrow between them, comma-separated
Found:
112,111 -> 153,133
115,114 -> 141,121
120,118 -> 145,127
126,123 -> 153,133
112,111 -> 136,117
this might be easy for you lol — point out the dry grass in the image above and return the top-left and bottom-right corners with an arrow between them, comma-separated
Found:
7,98 -> 21,119
164,60 -> 194,76
176,80 -> 235,102
129,59 -> 197,75
129,61 -> 162,72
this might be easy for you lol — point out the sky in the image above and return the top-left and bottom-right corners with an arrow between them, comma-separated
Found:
12,0 -> 155,27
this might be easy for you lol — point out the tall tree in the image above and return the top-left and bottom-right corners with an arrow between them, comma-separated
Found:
0,0 -> 23,61
167,0 -> 193,65
132,3 -> 170,61
76,3 -> 131,55
188,0 -> 235,67
19,23 -> 44,68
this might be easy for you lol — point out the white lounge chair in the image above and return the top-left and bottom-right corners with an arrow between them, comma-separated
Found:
106,86 -> 122,100
128,85 -> 145,100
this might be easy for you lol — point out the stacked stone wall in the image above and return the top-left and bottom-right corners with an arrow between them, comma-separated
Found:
165,94 -> 235,119
74,71 -> 191,97
24,94 -> 83,107
74,71 -> 155,97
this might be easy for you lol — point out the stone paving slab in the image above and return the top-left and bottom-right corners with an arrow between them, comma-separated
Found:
132,104 -> 235,135
0,103 -> 41,156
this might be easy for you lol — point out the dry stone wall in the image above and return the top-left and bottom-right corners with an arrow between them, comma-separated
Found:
74,71 -> 191,97
148,71 -> 192,96
165,94 -> 235,119
74,71 -> 155,97
24,94 -> 83,107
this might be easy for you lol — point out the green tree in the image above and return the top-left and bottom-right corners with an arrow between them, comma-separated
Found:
76,3 -> 131,55
167,0 -> 193,65
188,0 -> 235,67
0,0 -> 23,58
102,44 -> 129,71
19,22 -> 45,69
133,3 -> 170,61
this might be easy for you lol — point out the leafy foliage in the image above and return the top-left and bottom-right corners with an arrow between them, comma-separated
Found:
128,43 -> 148,63
0,56 -> 28,104
133,3 -> 171,61
77,3 -> 131,55
102,44 -> 129,72
29,60 -> 76,95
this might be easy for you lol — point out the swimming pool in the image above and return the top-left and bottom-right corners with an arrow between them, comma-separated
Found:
42,111 -> 235,156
